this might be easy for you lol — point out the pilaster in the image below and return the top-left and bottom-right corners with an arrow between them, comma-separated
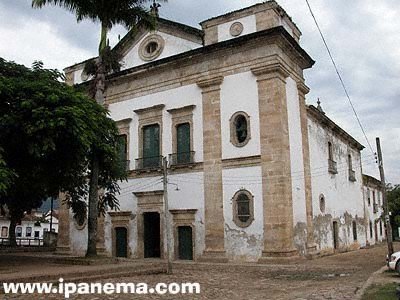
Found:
196,75 -> 228,263
252,64 -> 298,259
297,82 -> 317,254
56,192 -> 70,254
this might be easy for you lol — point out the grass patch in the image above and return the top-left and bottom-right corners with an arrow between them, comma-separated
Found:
362,283 -> 399,300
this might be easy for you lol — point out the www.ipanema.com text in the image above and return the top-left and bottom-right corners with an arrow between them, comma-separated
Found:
2,278 -> 201,298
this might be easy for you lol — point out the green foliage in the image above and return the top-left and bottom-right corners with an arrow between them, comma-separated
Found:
0,58 -> 126,222
388,184 -> 400,237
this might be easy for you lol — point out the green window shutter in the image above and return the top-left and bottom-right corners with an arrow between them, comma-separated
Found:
177,123 -> 190,163
143,124 -> 160,167
116,135 -> 127,172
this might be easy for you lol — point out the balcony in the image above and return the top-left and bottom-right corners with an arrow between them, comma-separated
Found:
328,159 -> 338,174
135,156 -> 163,171
349,169 -> 356,182
169,151 -> 195,167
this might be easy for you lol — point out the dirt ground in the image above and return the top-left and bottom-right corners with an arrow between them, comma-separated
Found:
1,243 -> 397,300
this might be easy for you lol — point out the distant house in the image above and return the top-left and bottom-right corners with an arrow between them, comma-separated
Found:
0,199 -> 59,246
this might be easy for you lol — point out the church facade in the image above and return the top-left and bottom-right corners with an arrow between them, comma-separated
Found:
58,1 -> 382,262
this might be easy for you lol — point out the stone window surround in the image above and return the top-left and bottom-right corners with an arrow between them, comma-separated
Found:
134,105 -> 165,165
229,111 -> 251,147
115,118 -> 132,168
108,211 -> 135,258
138,34 -> 165,62
170,209 -> 197,260
167,105 -> 195,160
134,190 -> 165,259
232,189 -> 255,228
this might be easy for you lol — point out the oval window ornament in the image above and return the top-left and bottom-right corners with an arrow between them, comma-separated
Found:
138,34 -> 165,61
230,111 -> 251,147
230,22 -> 244,37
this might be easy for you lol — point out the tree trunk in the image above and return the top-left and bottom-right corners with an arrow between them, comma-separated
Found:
9,214 -> 17,247
86,152 -> 99,257
85,22 -> 108,257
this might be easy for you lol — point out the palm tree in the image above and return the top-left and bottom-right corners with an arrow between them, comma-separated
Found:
32,0 -> 157,257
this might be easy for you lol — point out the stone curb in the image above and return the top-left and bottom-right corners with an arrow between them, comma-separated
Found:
354,265 -> 387,299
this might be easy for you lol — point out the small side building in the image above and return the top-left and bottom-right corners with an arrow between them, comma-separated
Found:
363,174 -> 386,245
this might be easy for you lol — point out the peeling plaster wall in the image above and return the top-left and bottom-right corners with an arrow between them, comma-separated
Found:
69,210 -> 88,256
286,77 -> 307,254
308,116 -> 366,252
363,186 -> 386,245
223,166 -> 263,262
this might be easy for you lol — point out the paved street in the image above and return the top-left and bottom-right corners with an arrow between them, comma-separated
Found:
1,244 -> 397,300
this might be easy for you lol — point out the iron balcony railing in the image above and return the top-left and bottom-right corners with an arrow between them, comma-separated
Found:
169,151 -> 195,166
328,159 -> 338,174
135,156 -> 163,170
349,169 -> 356,182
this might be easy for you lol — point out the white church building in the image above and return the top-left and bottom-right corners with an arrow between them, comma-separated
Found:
58,1 -> 384,262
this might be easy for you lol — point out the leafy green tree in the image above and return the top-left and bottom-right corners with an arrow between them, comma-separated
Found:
32,0 -> 157,256
388,184 -> 400,239
0,58 -> 124,246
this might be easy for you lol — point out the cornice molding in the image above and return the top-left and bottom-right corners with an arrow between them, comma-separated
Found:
134,104 -> 165,115
196,75 -> 224,91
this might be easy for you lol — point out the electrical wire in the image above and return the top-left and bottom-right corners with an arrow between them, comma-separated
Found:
304,0 -> 376,158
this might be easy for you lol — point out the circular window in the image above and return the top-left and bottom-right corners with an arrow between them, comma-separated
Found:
230,22 -> 244,37
138,34 -> 165,61
230,111 -> 251,147
319,194 -> 326,213
232,190 -> 254,228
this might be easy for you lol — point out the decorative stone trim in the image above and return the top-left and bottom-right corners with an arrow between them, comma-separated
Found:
138,34 -> 165,62
116,118 -> 132,169
167,105 -> 195,162
232,189 -> 254,228
73,214 -> 86,231
108,211 -> 135,258
134,191 -> 165,259
196,75 -> 224,91
170,209 -> 197,260
229,111 -> 251,147
230,22 -> 244,37
222,155 -> 261,169
251,62 -> 290,82
134,105 -> 164,168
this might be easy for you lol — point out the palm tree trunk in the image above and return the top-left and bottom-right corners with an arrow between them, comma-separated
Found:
9,214 -> 17,247
86,22 -> 108,257
86,152 -> 99,257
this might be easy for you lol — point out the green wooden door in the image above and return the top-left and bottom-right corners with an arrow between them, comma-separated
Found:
143,124 -> 160,168
178,226 -> 193,260
176,123 -> 190,164
115,227 -> 127,258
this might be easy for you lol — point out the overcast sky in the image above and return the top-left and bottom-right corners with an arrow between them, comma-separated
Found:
0,0 -> 399,184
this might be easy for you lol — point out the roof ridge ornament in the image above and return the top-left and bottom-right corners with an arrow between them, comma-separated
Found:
317,98 -> 325,114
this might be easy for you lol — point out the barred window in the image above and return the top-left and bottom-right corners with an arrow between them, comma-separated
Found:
232,190 -> 254,227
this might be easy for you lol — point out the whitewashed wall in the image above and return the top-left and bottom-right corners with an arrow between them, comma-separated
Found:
364,186 -> 386,245
223,166 -> 263,262
217,15 -> 257,42
220,71 -> 260,159
308,116 -> 366,252
121,31 -> 201,71
286,77 -> 308,254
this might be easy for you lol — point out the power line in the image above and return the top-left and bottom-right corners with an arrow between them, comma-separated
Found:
304,0 -> 376,158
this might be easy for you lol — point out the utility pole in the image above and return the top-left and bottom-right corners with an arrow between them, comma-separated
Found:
376,137 -> 394,257
162,157 -> 172,274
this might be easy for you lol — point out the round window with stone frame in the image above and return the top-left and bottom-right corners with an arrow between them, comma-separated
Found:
232,189 -> 254,228
230,111 -> 251,147
138,34 -> 165,62
319,194 -> 326,214
230,22 -> 244,37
